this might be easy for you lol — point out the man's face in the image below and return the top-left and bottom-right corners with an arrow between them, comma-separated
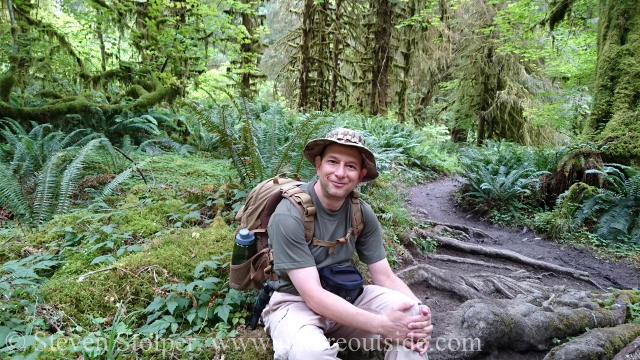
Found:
314,143 -> 368,203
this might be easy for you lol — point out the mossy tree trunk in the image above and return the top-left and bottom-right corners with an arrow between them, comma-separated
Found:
297,0 -> 314,110
369,0 -> 393,116
587,0 -> 640,164
329,0 -> 343,112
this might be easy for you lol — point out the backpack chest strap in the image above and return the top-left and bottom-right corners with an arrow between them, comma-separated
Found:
312,231 -> 352,255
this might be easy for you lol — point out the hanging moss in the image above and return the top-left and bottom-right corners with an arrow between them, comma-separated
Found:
0,74 -> 15,102
548,0 -> 577,31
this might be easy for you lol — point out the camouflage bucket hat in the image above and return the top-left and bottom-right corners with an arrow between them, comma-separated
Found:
303,128 -> 379,182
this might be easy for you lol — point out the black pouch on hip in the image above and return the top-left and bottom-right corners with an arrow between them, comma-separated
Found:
318,265 -> 364,304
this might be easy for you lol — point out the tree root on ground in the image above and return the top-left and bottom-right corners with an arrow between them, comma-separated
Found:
425,253 -> 519,271
427,294 -> 630,360
421,220 -> 494,240
417,228 -> 603,290
396,264 -> 564,300
613,335 -> 640,360
544,323 -> 640,360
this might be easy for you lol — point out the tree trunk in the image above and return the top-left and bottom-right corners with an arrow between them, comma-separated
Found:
587,0 -> 640,164
298,0 -> 314,110
370,0 -> 393,116
329,0 -> 343,112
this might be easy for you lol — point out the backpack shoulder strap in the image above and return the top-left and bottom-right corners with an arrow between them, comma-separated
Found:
282,185 -> 315,245
349,190 -> 364,241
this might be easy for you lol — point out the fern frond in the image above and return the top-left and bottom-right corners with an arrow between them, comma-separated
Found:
56,138 -> 110,214
58,128 -> 94,150
0,118 -> 27,136
33,153 -> 64,225
97,158 -> 152,202
0,162 -> 33,225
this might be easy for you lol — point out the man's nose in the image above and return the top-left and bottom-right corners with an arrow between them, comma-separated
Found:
334,164 -> 346,177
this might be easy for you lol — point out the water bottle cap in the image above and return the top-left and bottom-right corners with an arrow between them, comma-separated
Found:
235,228 -> 255,246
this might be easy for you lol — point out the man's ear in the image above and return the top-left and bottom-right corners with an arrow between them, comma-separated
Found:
359,168 -> 368,182
314,156 -> 322,170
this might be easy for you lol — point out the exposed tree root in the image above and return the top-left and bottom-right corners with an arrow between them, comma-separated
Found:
613,335 -> 640,360
418,229 -> 603,290
396,264 -> 561,300
422,220 -> 494,240
427,294 -> 630,360
544,323 -> 640,360
425,253 -> 519,271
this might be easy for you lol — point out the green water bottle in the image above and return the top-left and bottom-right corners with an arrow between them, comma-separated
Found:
231,228 -> 257,265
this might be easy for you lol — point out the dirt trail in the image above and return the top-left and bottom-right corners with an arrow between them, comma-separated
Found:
401,176 -> 640,360
406,176 -> 640,290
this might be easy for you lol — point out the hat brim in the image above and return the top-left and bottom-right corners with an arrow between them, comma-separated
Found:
303,139 -> 379,182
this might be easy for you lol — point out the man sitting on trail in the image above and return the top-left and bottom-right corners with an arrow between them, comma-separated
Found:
261,128 -> 433,359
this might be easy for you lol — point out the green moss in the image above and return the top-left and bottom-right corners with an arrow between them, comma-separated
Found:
39,224 -> 234,327
597,112 -> 640,166
0,74 -> 16,102
125,85 -> 148,99
119,152 -> 236,191
112,199 -> 184,238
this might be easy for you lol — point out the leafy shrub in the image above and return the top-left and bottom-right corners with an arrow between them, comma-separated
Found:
137,254 -> 252,339
530,182 -> 598,239
0,254 -> 63,355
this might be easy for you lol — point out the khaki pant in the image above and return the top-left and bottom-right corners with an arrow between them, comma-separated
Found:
262,285 -> 429,360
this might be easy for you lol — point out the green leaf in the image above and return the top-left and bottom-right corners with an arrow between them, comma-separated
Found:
144,297 -> 166,313
183,211 -> 201,221
90,255 -> 116,265
214,304 -> 232,323
166,301 -> 178,315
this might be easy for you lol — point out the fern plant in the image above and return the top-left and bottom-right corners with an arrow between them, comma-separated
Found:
573,165 -> 640,246
0,120 -> 137,228
184,99 -> 333,184
459,140 -> 550,218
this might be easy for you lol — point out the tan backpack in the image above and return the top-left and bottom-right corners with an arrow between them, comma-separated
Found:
229,174 -> 364,290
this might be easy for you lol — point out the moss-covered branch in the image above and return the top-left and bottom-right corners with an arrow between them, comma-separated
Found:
0,80 -> 179,124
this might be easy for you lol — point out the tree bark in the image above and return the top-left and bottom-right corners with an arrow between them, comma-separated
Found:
298,0 -> 314,110
329,0 -> 342,112
369,0 -> 393,116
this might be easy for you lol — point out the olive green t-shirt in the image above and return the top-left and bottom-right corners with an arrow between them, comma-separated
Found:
266,180 -> 386,295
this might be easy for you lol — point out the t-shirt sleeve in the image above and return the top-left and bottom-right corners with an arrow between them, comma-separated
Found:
355,200 -> 386,264
268,201 -> 316,273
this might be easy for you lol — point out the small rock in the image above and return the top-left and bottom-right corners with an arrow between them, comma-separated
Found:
535,238 -> 541,240
522,238 -> 527,242
521,226 -> 528,234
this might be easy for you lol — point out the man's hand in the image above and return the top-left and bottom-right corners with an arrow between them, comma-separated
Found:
406,304 -> 432,354
376,302 -> 432,354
